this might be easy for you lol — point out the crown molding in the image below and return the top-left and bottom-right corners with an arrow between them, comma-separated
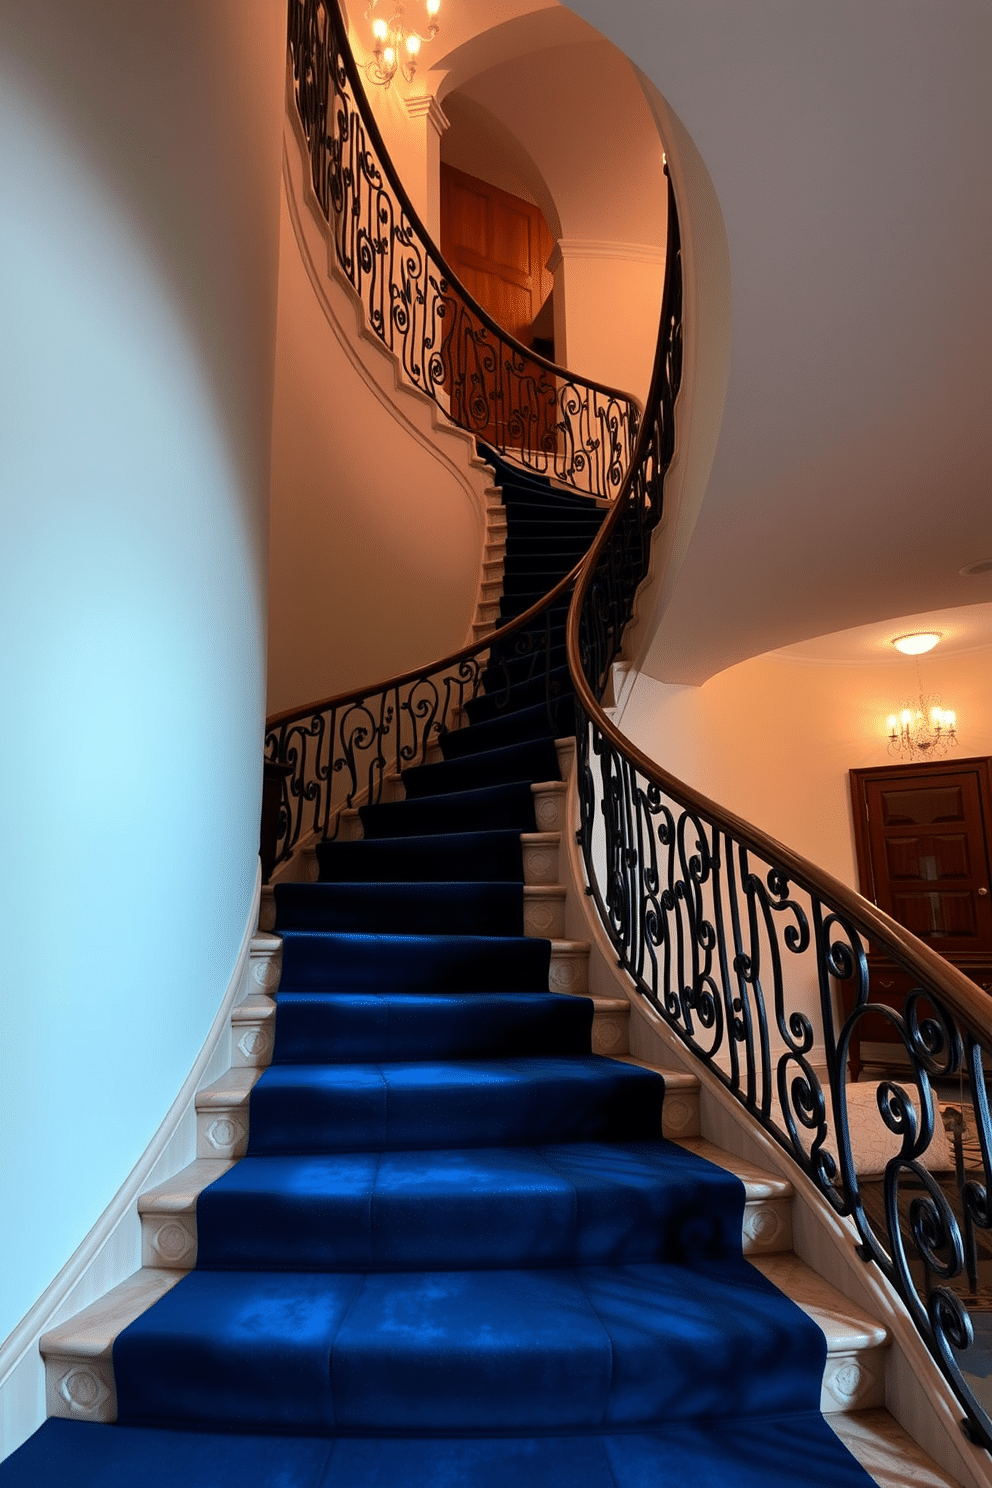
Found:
547,238 -> 666,274
404,92 -> 450,137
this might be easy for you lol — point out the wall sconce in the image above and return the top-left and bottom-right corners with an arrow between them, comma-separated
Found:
886,632 -> 958,759
366,0 -> 440,88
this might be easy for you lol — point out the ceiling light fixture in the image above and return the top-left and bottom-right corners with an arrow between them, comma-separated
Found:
887,696 -> 958,759
891,632 -> 942,656
365,0 -> 440,88
886,636 -> 958,759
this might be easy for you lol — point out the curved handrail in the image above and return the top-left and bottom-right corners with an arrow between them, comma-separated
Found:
286,0 -> 640,498
566,172 -> 992,1449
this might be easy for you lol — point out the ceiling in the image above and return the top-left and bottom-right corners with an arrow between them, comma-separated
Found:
773,599 -> 992,668
422,0 -> 992,686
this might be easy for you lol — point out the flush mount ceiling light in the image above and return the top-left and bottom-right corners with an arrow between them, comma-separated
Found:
365,0 -> 440,88
891,632 -> 942,656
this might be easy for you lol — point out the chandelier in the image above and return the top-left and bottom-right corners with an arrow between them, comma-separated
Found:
365,0 -> 440,88
886,634 -> 957,760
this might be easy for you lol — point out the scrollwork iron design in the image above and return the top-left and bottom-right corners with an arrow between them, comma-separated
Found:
569,167 -> 992,1449
265,656 -> 486,865
286,0 -> 637,498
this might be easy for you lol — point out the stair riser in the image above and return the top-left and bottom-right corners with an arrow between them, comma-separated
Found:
45,1353 -> 117,1428
523,890 -> 565,938
138,1188 -> 786,1275
338,780 -> 567,842
522,833 -> 560,885
820,1350 -> 886,1414
247,937 -> 586,1003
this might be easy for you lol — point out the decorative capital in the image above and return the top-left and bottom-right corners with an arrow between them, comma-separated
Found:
404,93 -> 450,139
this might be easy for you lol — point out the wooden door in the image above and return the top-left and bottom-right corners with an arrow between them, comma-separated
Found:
439,164 -> 556,450
844,758 -> 992,1076
440,164 -> 553,345
850,759 -> 992,960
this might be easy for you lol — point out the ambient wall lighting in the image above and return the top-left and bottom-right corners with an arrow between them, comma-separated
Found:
365,0 -> 440,88
886,633 -> 958,759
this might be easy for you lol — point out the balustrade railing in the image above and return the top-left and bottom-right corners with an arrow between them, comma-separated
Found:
286,0 -> 638,498
567,169 -> 992,1451
264,580 -> 577,873
278,0 -> 992,1446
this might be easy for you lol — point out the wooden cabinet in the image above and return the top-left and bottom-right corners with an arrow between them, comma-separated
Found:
843,757 -> 992,1077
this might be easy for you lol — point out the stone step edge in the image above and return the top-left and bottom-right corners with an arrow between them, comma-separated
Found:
246,935 -> 587,1003
230,993 -> 626,1073
671,1135 -> 794,1259
260,874 -> 562,922
336,777 -> 568,840
230,990 -> 623,1076
750,1251 -> 891,1416
259,834 -> 562,939
139,1113 -> 784,1277
44,1224 -> 889,1429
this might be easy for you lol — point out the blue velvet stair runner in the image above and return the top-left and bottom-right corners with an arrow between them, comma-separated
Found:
1,452 -> 877,1486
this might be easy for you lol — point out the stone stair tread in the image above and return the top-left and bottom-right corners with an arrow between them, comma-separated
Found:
750,1252 -> 890,1351
251,932 -> 281,954
196,1067 -> 263,1107
40,1270 -> 184,1360
673,1136 -> 793,1200
523,885 -> 565,898
828,1409 -> 965,1488
521,831 -> 559,845
615,1055 -> 699,1092
231,994 -> 275,1022
138,1159 -> 236,1216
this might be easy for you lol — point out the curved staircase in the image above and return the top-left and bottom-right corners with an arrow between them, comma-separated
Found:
1,454 -> 934,1488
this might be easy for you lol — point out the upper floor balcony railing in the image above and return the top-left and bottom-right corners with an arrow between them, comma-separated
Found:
287,0 -> 639,500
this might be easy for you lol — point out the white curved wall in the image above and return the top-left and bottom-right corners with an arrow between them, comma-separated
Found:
0,2 -> 282,1346
563,0 -> 992,683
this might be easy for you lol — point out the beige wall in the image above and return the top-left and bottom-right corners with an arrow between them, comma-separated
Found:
266,178 -> 485,716
620,646 -> 992,889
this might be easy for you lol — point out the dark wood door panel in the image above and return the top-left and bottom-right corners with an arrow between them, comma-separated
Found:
883,832 -> 972,882
879,784 -> 966,825
440,164 -> 554,347
852,759 -> 992,959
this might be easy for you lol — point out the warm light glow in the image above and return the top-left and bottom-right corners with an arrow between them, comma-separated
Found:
892,632 -> 941,656
886,691 -> 958,759
366,0 -> 440,85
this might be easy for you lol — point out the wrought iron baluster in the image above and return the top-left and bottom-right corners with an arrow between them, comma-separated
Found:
287,0 -> 638,495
